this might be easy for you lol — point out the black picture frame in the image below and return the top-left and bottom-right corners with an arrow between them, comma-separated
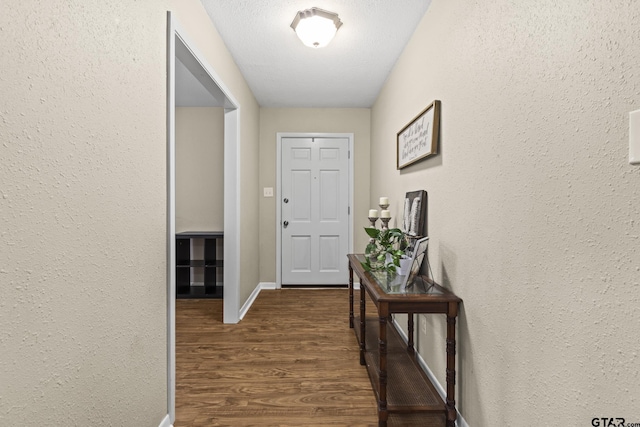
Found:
402,190 -> 428,238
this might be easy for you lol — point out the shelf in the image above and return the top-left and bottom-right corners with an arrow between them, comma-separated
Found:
355,316 -> 445,415
176,231 -> 224,238
176,284 -> 223,299
176,232 -> 223,299
176,260 -> 224,268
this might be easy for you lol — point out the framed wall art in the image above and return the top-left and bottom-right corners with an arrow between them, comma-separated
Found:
397,100 -> 441,169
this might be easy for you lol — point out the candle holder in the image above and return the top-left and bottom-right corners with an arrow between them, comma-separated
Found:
380,217 -> 391,230
379,201 -> 391,230
367,217 -> 378,244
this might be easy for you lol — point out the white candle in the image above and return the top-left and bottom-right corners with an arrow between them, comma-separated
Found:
368,209 -> 378,218
379,197 -> 389,205
381,210 -> 391,218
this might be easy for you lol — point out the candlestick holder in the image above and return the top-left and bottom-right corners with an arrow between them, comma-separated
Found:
379,201 -> 390,230
367,217 -> 378,244
380,217 -> 391,230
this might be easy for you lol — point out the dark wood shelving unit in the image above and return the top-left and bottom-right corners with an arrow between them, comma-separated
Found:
176,231 -> 223,299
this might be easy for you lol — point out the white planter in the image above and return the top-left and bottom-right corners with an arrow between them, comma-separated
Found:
398,256 -> 412,275
385,254 -> 412,275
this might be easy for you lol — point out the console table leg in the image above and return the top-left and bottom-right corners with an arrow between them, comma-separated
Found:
407,312 -> 414,354
446,302 -> 459,427
378,305 -> 388,427
359,283 -> 366,365
348,263 -> 354,328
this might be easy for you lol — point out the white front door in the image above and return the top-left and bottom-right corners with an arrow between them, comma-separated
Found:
281,136 -> 350,285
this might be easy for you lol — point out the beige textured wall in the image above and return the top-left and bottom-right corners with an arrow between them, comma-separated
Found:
258,108 -> 371,283
371,0 -> 640,425
0,1 -> 169,425
0,0 -> 259,425
176,107 -> 224,232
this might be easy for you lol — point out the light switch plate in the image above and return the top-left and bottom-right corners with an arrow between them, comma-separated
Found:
263,187 -> 274,197
630,109 -> 640,165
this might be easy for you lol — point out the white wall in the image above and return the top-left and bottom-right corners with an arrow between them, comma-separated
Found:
0,1 -> 260,425
176,107 -> 224,232
370,1 -> 640,425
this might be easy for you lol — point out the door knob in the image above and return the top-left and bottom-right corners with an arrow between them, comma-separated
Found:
283,221 -> 289,228
284,198 -> 289,203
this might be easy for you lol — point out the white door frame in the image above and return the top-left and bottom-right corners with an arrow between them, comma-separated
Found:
276,132 -> 354,288
167,11 -> 242,424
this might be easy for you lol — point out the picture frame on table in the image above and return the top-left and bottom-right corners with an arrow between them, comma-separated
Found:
402,190 -> 428,238
401,236 -> 429,289
397,100 -> 441,169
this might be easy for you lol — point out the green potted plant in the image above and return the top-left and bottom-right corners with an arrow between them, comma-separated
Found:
363,227 -> 409,273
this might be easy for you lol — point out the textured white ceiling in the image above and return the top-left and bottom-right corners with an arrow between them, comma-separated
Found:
199,0 -> 432,108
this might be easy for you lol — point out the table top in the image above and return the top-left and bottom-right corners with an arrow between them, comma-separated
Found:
349,254 -> 461,303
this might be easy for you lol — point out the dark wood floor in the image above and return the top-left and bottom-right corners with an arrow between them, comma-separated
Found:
175,288 -> 444,427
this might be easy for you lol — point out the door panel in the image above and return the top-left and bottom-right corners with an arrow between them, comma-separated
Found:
281,137 -> 349,285
291,236 -> 311,271
291,170 -> 312,221
319,147 -> 339,160
292,147 -> 311,160
320,170 -> 339,220
319,236 -> 340,271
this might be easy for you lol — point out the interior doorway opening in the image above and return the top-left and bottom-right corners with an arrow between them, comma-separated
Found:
167,11 -> 241,424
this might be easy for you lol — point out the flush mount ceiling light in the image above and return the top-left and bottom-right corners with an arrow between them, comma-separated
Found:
290,7 -> 342,48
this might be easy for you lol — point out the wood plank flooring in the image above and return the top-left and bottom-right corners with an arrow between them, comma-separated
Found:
175,288 -> 445,427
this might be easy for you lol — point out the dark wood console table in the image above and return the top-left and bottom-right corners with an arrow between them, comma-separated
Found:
348,254 -> 462,427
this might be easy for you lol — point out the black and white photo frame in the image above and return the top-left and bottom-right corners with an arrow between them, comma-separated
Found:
402,190 -> 428,238
401,236 -> 429,289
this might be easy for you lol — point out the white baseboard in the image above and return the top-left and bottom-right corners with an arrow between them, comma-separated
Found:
158,414 -> 172,427
259,281 -> 277,290
239,282 -> 277,320
391,318 -> 470,427
239,284 -> 261,320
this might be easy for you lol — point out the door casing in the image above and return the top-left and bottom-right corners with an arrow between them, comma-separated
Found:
276,132 -> 354,288
167,11 -> 242,424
